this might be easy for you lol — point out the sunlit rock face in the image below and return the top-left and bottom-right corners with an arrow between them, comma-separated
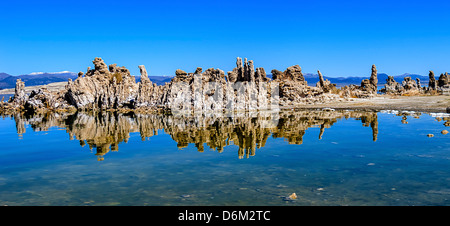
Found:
65,57 -> 140,110
5,57 -> 447,115
340,64 -> 378,98
4,57 -> 352,114
380,76 -> 424,95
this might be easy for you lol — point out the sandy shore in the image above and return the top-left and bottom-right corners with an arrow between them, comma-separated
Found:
285,95 -> 450,113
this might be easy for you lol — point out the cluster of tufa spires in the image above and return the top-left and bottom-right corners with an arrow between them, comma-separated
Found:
1,57 -> 448,114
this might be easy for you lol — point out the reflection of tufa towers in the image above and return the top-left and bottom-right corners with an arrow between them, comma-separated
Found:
5,110 -> 385,160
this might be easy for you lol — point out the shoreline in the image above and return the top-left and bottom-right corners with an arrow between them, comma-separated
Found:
1,56 -> 448,114
281,95 -> 450,113
1,95 -> 448,114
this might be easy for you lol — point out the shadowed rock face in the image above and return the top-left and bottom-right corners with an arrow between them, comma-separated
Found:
5,109 -> 380,160
438,72 -> 449,88
429,71 -> 437,90
339,65 -> 380,98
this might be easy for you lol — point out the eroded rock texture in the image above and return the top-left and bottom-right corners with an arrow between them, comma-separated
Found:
381,71 -> 450,95
360,64 -> 378,94
65,57 -> 139,110
5,57 -> 447,114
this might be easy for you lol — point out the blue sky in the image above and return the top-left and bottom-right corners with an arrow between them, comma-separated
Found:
0,0 -> 449,77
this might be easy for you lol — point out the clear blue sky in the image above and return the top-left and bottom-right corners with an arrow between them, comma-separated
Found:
0,0 -> 449,77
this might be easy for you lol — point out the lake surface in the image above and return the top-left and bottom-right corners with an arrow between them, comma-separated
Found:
0,109 -> 449,206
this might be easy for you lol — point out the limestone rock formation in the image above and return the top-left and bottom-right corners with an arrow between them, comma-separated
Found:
272,65 -> 305,83
226,57 -> 269,83
5,57 -> 448,114
429,71 -> 437,91
381,71 -> 448,95
65,57 -> 139,110
416,78 -> 422,89
135,65 -> 164,108
381,76 -> 424,95
438,72 -> 449,87
401,77 -> 420,93
11,79 -> 27,106
382,76 -> 401,94
166,57 -> 276,113
24,88 -> 59,112
272,66 -> 342,105
316,70 -> 336,93
340,65 -> 379,98
360,65 -> 378,93
370,64 -> 378,90
1,57 -> 348,113
426,71 -> 450,94
5,109 -> 380,159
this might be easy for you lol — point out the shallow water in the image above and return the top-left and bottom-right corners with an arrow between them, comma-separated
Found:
0,94 -> 13,102
0,110 -> 449,206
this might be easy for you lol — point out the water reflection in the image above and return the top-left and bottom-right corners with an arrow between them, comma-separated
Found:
3,109 -> 449,160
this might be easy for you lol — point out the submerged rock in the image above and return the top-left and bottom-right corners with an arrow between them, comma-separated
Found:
289,193 -> 297,200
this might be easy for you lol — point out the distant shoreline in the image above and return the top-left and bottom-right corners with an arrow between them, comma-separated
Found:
279,95 -> 450,113
1,82 -> 448,113
0,82 -> 67,95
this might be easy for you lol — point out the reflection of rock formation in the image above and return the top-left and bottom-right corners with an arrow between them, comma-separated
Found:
5,110 -> 383,160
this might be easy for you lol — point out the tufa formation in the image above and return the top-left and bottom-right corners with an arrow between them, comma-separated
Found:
1,57 -> 448,114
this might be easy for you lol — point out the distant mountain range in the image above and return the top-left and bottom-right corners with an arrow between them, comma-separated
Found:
0,71 -> 433,90
0,72 -> 78,90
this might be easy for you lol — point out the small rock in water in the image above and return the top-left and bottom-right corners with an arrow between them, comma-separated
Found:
441,130 -> 448,135
427,134 -> 434,137
289,193 -> 297,200
283,193 -> 298,201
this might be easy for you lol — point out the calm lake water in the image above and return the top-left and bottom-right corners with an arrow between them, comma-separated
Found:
0,109 -> 449,206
